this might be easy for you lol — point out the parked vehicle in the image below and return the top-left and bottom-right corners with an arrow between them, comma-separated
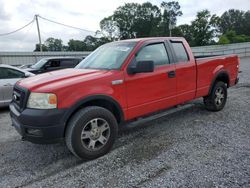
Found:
0,65 -> 34,107
23,57 -> 82,74
10,37 -> 239,160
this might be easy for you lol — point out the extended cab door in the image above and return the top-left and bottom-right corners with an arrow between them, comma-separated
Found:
169,39 -> 196,104
125,42 -> 177,119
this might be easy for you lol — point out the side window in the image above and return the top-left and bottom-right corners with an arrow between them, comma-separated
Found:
60,59 -> 78,68
0,68 -> 7,79
46,60 -> 60,68
0,68 -> 24,79
136,43 -> 170,66
171,42 -> 189,62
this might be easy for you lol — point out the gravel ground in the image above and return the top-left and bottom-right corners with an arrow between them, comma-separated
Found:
0,57 -> 249,188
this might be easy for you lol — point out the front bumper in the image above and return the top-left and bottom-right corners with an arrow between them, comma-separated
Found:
9,103 -> 67,144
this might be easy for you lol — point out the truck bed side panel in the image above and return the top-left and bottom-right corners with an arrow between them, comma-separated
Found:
195,55 -> 239,98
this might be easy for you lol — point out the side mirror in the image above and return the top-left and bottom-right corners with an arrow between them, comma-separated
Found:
128,61 -> 154,74
24,72 -> 33,78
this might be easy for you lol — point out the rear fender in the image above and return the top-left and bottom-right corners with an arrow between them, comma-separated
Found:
208,69 -> 230,96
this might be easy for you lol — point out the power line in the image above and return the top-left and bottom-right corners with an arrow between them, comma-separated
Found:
20,18 -> 35,43
0,18 -> 35,36
38,15 -> 95,34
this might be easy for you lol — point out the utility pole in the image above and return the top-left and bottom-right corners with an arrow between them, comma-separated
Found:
35,15 -> 42,52
169,18 -> 172,37
169,22 -> 172,37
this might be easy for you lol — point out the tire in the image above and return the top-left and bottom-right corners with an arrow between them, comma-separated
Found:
65,106 -> 118,160
203,81 -> 227,111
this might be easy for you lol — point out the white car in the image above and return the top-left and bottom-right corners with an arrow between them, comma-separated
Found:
0,64 -> 34,107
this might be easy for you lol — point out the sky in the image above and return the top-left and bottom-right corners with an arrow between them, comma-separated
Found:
0,0 -> 249,51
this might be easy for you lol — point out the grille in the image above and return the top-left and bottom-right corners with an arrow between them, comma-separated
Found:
13,84 -> 29,112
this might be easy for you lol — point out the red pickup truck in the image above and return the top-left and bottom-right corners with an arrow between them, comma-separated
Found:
10,37 -> 239,160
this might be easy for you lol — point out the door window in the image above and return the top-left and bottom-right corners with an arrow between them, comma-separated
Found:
44,60 -> 60,69
136,43 -> 170,66
0,68 -> 24,79
60,59 -> 79,68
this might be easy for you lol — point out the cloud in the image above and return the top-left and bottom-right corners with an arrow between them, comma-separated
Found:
0,0 -> 10,21
177,0 -> 250,25
0,0 -> 249,51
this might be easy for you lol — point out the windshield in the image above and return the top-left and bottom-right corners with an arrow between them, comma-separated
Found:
31,59 -> 48,69
76,42 -> 136,70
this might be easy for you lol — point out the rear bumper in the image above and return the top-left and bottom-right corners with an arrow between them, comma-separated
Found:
9,103 -> 67,144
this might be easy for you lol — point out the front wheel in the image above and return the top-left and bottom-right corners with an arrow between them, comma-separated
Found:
203,81 -> 227,111
65,106 -> 118,160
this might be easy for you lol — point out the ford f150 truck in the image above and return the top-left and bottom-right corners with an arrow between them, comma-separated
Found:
10,37 -> 239,160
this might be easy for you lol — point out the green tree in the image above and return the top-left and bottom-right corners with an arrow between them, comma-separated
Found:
190,10 -> 219,46
100,16 -> 120,40
174,24 -> 195,46
160,1 -> 182,36
99,1 -> 183,39
219,30 -> 250,44
113,3 -> 140,39
134,2 -> 161,37
44,37 -> 63,51
243,11 -> 250,36
34,44 -> 48,51
218,35 -> 230,44
112,2 -> 162,38
67,39 -> 85,51
219,9 -> 245,35
83,35 -> 112,51
83,35 -> 98,51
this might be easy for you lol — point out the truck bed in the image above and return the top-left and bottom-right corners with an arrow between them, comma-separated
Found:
195,54 -> 239,98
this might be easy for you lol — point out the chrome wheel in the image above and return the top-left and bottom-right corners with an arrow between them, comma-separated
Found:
215,87 -> 225,106
81,118 -> 110,151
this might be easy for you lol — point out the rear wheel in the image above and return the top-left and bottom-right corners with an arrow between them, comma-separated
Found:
65,106 -> 118,160
203,81 -> 227,111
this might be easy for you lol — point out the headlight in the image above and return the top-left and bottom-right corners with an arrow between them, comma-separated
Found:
27,93 -> 57,109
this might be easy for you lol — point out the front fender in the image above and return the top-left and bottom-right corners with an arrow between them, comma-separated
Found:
62,94 -> 124,127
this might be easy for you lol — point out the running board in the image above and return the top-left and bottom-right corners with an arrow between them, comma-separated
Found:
124,103 -> 194,129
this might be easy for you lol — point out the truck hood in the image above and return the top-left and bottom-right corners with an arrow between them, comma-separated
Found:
17,68 -> 110,91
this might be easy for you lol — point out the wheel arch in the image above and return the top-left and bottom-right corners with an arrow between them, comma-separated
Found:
63,95 -> 124,134
208,70 -> 230,95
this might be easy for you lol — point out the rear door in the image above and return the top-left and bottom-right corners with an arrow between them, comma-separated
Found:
125,42 -> 177,119
169,40 -> 196,103
0,67 -> 24,103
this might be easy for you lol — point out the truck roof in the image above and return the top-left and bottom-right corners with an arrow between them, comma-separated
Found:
119,37 -> 185,43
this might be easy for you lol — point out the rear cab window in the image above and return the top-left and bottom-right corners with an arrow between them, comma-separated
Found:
171,41 -> 189,62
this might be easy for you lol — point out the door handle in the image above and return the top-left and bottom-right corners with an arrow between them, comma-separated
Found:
167,70 -> 176,78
